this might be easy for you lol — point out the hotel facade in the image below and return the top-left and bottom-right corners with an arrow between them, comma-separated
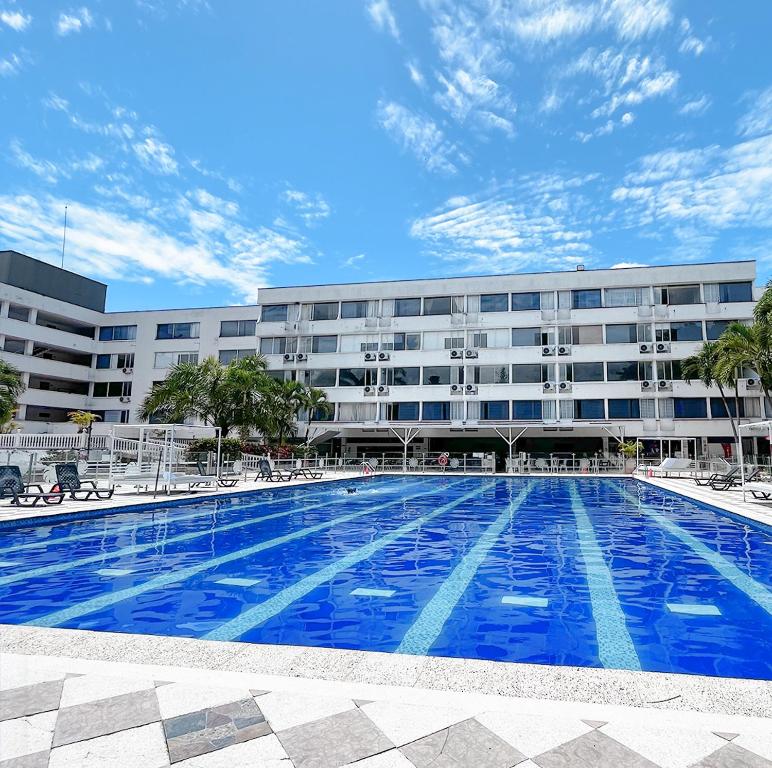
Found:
0,249 -> 764,462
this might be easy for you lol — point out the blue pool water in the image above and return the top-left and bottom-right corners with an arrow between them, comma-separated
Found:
1,475 -> 770,680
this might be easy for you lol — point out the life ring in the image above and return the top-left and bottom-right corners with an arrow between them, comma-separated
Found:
437,454 -> 449,467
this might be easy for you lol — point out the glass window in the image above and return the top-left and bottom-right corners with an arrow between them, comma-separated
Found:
473,365 -> 509,384
511,364 -> 543,383
423,366 -> 450,385
572,289 -> 602,309
154,352 -> 175,368
384,402 -> 419,420
339,368 -> 376,387
572,325 -> 603,344
219,350 -> 237,365
388,333 -> 421,351
116,353 -> 134,368
604,287 -> 644,307
99,325 -> 136,341
719,282 -> 752,303
178,352 -> 199,364
311,335 -> 337,353
341,301 -> 368,318
605,323 -> 638,344
259,337 -> 287,355
312,302 -> 338,321
423,296 -> 452,315
575,399 -> 605,419
480,293 -> 509,312
422,401 -> 450,420
606,361 -> 639,381
480,401 -> 509,420
710,398 -> 747,418
663,284 -> 701,305
156,322 -> 199,340
512,400 -> 542,420
3,337 -> 26,354
674,397 -> 707,418
512,327 -> 541,346
261,304 -> 288,322
309,369 -> 336,387
706,320 -> 732,341
608,399 -> 640,419
96,354 -> 111,369
573,362 -> 604,382
7,304 -> 30,322
220,319 -> 256,337
394,298 -> 421,317
511,292 -> 540,311
383,367 -> 420,386
670,322 -> 703,342
93,381 -> 131,398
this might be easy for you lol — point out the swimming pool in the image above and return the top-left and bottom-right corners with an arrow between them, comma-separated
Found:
0,476 -> 770,680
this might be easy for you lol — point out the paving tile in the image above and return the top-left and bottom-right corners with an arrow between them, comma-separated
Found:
532,730 -> 660,768
172,733 -> 290,767
156,682 -> 254,719
401,718 -> 526,768
164,697 -> 271,763
0,711 -> 56,762
476,711 -> 592,759
48,722 -> 169,768
257,690 -> 356,732
52,688 -> 161,747
249,689 -> 269,697
0,749 -> 50,768
734,733 -> 772,762
278,707 -> 394,768
713,732 -> 739,742
341,749 -> 414,767
581,720 -> 607,729
59,672 -> 155,708
0,679 -> 63,721
0,658 -> 65,692
690,744 -> 772,768
360,700 -> 473,747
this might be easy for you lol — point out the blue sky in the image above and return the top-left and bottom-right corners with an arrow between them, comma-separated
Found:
1,1 -> 771,310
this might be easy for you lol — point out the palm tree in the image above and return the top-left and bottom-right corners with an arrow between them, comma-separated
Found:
753,280 -> 772,326
681,342 -> 739,445
0,359 -> 24,429
68,410 -> 102,455
139,355 -> 270,438
715,322 -> 772,405
302,386 -> 334,422
260,379 -> 306,445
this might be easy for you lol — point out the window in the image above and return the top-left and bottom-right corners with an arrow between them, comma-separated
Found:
571,325 -> 603,345
480,293 -> 509,312
605,323 -> 638,344
511,292 -> 540,311
96,354 -> 111,369
604,287 -> 645,307
473,365 -> 509,384
311,335 -> 337,353
670,322 -> 703,342
480,401 -> 509,420
512,327 -> 541,346
422,401 -> 450,420
116,353 -> 134,369
99,325 -> 137,341
394,298 -> 421,317
511,364 -> 543,383
382,367 -> 420,386
423,366 -> 451,385
710,398 -> 747,418
312,302 -> 338,321
220,319 -> 257,337
3,337 -> 25,354
674,397 -> 707,418
308,369 -> 336,387
606,361 -> 639,382
423,296 -> 452,315
608,399 -> 640,419
719,282 -> 752,303
339,368 -> 376,387
573,362 -> 604,382
575,399 -> 605,419
656,360 -> 682,380
661,284 -> 701,305
219,349 -> 254,364
7,304 -> 29,322
384,333 -> 421,351
706,320 -> 732,340
384,402 -> 419,421
341,300 -> 368,319
93,381 -> 132,398
572,289 -> 602,309
512,400 -> 542,420
103,410 -> 130,424
471,332 -> 487,348
443,336 -> 464,349
259,337 -> 289,355
156,322 -> 199,340
640,399 -> 656,419
155,351 -> 199,367
261,304 -> 288,322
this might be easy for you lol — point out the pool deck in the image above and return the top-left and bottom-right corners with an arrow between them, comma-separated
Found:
1,473 -> 770,766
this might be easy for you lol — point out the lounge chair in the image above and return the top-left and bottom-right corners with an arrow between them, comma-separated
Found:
694,466 -> 740,486
637,457 -> 693,477
290,465 -> 323,480
254,459 -> 293,482
196,459 -> 238,487
746,481 -> 772,500
0,465 -> 65,507
710,466 -> 761,491
55,463 -> 114,501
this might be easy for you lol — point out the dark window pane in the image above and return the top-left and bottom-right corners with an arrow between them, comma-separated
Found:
96,354 -> 111,369
312,302 -> 338,321
309,369 -> 336,387
575,399 -> 605,419
710,397 -> 745,418
608,399 -> 640,419
606,361 -> 639,381
719,282 -> 752,303
220,321 -> 239,337
665,285 -> 701,304
605,324 -> 637,344
99,327 -> 112,341
341,301 -> 368,318
393,402 -> 419,420
511,292 -> 540,311
311,335 -> 337,353
674,397 -> 707,418
391,367 -> 420,386
512,327 -> 541,346
706,320 -> 731,340
512,400 -> 542,420
480,293 -> 508,312
394,298 -> 421,317
423,366 -> 450,385
422,402 -> 450,420
670,322 -> 703,342
512,364 -> 543,383
339,368 -> 366,387
262,304 -> 288,322
423,296 -> 451,315
572,289 -> 602,309
573,362 -> 604,382
480,401 -> 509,420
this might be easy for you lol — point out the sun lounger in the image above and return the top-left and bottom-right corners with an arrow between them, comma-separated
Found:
55,463 -> 114,501
254,459 -> 293,482
0,465 -> 65,506
638,457 -> 694,477
746,481 -> 772,499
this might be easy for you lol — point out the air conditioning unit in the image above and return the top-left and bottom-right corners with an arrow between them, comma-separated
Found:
542,345 -> 556,356
450,384 -> 462,395
656,342 -> 671,353
464,349 -> 478,358
283,353 -> 295,363
119,396 -> 131,403
640,380 -> 654,391
363,385 -> 375,396
378,351 -> 390,361
745,377 -> 761,390
364,352 -> 377,362
559,381 -> 572,392
450,349 -> 463,359
465,384 -> 478,394
122,367 -> 133,374
557,345 -> 571,356
639,343 -> 652,353
377,385 -> 389,395
543,381 -> 554,392
295,352 -> 308,362
658,380 -> 672,391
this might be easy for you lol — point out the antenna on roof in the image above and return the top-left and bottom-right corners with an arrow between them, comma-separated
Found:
60,205 -> 68,268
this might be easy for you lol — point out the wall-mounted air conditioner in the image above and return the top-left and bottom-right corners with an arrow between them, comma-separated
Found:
119,396 -> 131,403
295,352 -> 308,362
363,385 -> 375,396
377,385 -> 389,395
640,380 -> 654,391
656,342 -> 671,353
122,367 -> 133,374
559,381 -> 572,392
465,384 -> 478,394
464,349 -> 478,358
639,343 -> 652,353
557,345 -> 571,356
542,345 -> 556,356
378,351 -> 390,361
658,380 -> 672,391
450,349 -> 463,359
450,384 -> 462,395
283,353 -> 295,363
543,381 -> 554,392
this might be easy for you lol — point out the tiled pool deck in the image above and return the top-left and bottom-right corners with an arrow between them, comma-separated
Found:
1,473 -> 771,767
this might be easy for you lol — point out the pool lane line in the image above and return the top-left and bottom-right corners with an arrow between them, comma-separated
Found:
25,479 -> 473,629
0,478 -> 449,589
202,481 -> 497,642
396,480 -> 535,656
1,483 -> 358,556
612,482 -> 772,618
568,481 -> 641,671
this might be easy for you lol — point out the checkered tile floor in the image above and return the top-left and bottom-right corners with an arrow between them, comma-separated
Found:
1,665 -> 771,768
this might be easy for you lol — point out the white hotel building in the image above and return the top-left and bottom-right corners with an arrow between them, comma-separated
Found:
0,249 -> 764,463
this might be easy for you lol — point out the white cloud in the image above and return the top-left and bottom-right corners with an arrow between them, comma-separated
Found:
612,261 -> 647,268
0,52 -> 22,77
342,253 -> 365,268
0,10 -> 31,30
56,7 -> 94,35
737,87 -> 772,139
377,99 -> 466,174
132,136 -> 179,175
367,0 -> 399,40
679,95 -> 711,116
8,139 -> 104,183
678,18 -> 707,56
282,187 -> 331,225
406,61 -> 425,88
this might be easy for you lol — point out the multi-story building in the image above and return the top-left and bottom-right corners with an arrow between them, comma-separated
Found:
0,249 -> 764,462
